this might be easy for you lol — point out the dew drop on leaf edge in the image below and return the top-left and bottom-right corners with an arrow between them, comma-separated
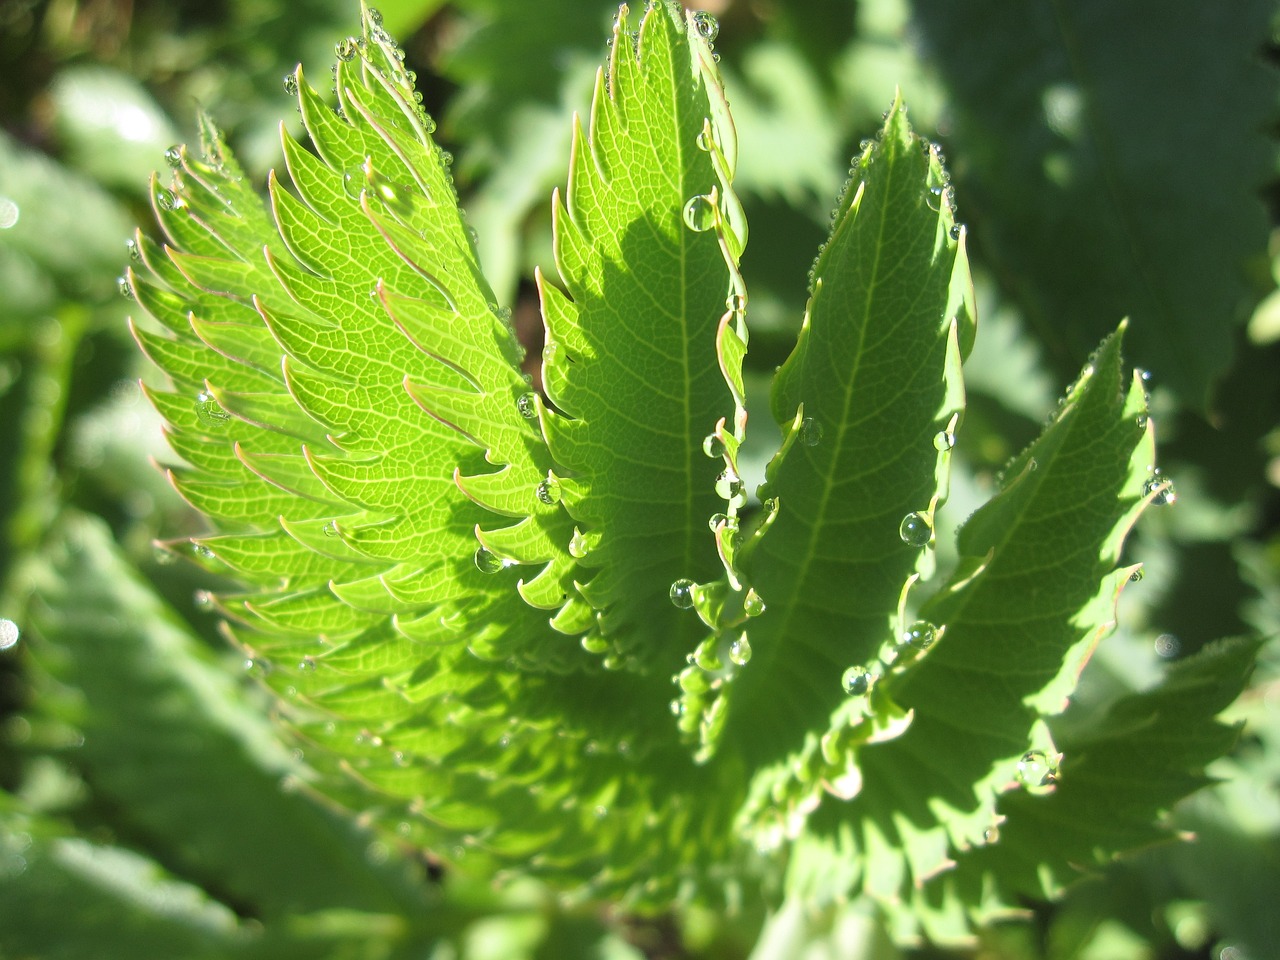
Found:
516,393 -> 538,419
682,194 -> 717,232
729,635 -> 752,665
536,475 -> 562,505
194,390 -> 231,427
902,620 -> 937,649
1016,750 -> 1057,787
692,10 -> 719,42
474,546 -> 504,574
799,417 -> 823,447
842,665 -> 870,696
336,37 -> 359,61
715,470 -> 743,500
669,578 -> 695,610
283,71 -> 300,96
702,433 -> 725,459
899,511 -> 931,547
163,145 -> 182,168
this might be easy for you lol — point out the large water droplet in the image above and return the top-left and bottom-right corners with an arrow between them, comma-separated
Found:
1016,750 -> 1057,787
702,433 -> 725,459
336,37 -> 359,61
368,172 -> 414,216
726,292 -> 747,313
298,655 -> 316,672
535,474 -> 562,505
474,546 -> 504,574
283,71 -> 300,96
800,417 -> 823,447
321,520 -> 340,538
729,635 -> 752,665
116,275 -> 134,300
163,145 -> 183,169
933,430 -> 956,452
899,511 -> 932,547
568,529 -> 589,558
194,390 -> 231,426
516,393 -> 538,419
0,618 -> 20,651
1154,633 -> 1180,658
902,620 -> 937,649
682,194 -> 717,232
842,665 -> 871,696
669,578 -> 696,609
368,6 -> 384,25
743,589 -> 766,618
715,470 -> 743,500
692,10 -> 719,42
125,237 -> 142,261
156,188 -> 178,211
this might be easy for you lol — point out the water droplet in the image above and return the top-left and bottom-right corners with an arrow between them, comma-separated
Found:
1143,472 -> 1177,506
842,665 -> 871,696
368,173 -> 414,216
800,417 -> 823,446
193,544 -> 216,562
283,71 -> 299,96
902,620 -> 937,649
933,430 -> 956,451
743,589 -> 766,618
368,6 -> 383,25
193,589 -> 214,610
194,390 -> 231,426
474,546 -> 504,574
729,635 -> 752,665
726,292 -> 747,313
692,10 -> 719,42
299,656 -> 316,672
0,618 -> 20,651
669,578 -> 696,610
1154,633 -> 1180,658
682,194 -> 717,232
336,37 -> 359,61
715,470 -> 743,500
1136,413 -> 1149,429
321,520 -> 340,538
949,223 -> 963,241
568,529 -> 589,558
702,433 -> 725,459
163,145 -> 183,169
516,392 -> 538,419
983,825 -> 1000,844
156,188 -> 177,211
535,474 -> 562,505
670,698 -> 686,716
125,237 -> 142,261
898,511 -> 932,547
1129,568 -> 1144,583
116,275 -> 134,300
1016,750 -> 1057,787
695,127 -> 713,152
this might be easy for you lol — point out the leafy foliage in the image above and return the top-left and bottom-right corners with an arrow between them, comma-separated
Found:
1,1 -> 1274,957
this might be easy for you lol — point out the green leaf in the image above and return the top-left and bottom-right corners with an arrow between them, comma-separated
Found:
727,98 -> 970,769
24,512 -> 422,919
0,804 -> 243,960
784,327 -> 1155,931
932,637 -> 1258,921
536,0 -> 740,664
912,0 -> 1277,407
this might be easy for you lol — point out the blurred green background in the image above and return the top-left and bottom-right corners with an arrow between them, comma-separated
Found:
0,0 -> 1277,957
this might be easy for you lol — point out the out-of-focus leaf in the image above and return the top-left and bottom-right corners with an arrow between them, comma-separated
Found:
0,130 -> 132,306
912,0 -> 1277,408
0,802 -> 242,960
24,511 -> 424,920
50,66 -> 181,195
